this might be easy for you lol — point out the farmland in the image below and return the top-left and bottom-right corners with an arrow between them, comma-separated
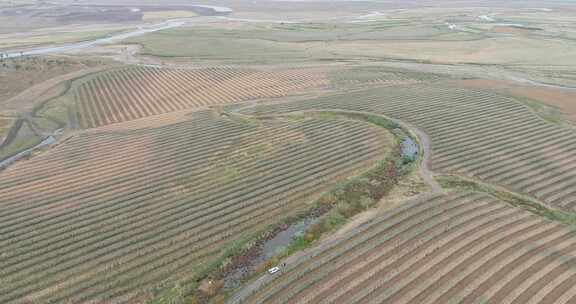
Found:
71,66 -> 329,128
0,109 -> 394,303
233,192 -> 576,304
238,84 -> 576,211
69,65 -> 445,128
2,0 -> 576,303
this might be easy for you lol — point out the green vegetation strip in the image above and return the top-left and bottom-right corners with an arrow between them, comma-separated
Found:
438,174 -> 576,226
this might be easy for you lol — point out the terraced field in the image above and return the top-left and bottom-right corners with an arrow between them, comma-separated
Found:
328,67 -> 444,88
72,66 -> 329,128
0,109 -> 393,303
238,84 -> 576,211
233,192 -> 576,304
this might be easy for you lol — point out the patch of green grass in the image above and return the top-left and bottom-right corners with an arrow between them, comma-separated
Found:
36,92 -> 75,126
514,95 -> 567,126
30,116 -> 61,132
0,116 -> 16,139
0,135 -> 42,160
224,112 -> 262,127
362,114 -> 401,129
129,33 -> 315,63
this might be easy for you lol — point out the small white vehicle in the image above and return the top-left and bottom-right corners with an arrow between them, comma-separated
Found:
268,267 -> 280,274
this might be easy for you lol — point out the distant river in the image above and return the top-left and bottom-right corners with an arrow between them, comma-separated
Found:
3,3 -> 234,59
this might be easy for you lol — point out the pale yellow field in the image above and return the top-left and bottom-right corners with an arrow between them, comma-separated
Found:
325,35 -> 576,66
142,10 -> 197,21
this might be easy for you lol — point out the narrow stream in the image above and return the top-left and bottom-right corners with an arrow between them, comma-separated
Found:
222,216 -> 318,289
262,217 -> 317,259
0,135 -> 56,169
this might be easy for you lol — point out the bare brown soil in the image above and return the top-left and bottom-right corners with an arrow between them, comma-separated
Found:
452,79 -> 576,121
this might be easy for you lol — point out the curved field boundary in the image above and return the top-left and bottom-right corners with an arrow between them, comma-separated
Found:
0,109 -> 394,303
230,192 -> 576,304
72,66 -> 330,128
237,84 -> 576,212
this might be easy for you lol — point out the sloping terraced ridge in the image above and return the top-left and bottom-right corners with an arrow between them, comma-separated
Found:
238,84 -> 576,211
234,192 -> 576,304
0,109 -> 393,303
72,66 -> 329,128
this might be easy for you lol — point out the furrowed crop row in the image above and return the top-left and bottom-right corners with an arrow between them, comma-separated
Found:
241,193 -> 471,303
0,117 -> 364,213
483,148 -> 576,183
4,151 -> 378,298
0,119 -> 367,222
241,193 -> 479,303
427,111 -> 544,147
0,119 -> 373,233
0,122 -> 379,249
429,114 -> 553,152
0,144 -> 381,303
345,219 -> 552,304
0,112 -> 391,302
238,84 -> 576,210
316,208 -> 530,304
74,67 -> 327,128
265,198 -> 515,304
239,194 -> 576,304
471,143 -> 576,183
314,209 -> 533,304
3,129 -> 382,262
0,117 -> 252,192
0,117 -> 333,202
432,127 -> 567,173
3,114 -> 231,188
47,157 -> 368,303
432,228 -> 576,304
2,108 -> 320,180
431,124 -> 562,168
